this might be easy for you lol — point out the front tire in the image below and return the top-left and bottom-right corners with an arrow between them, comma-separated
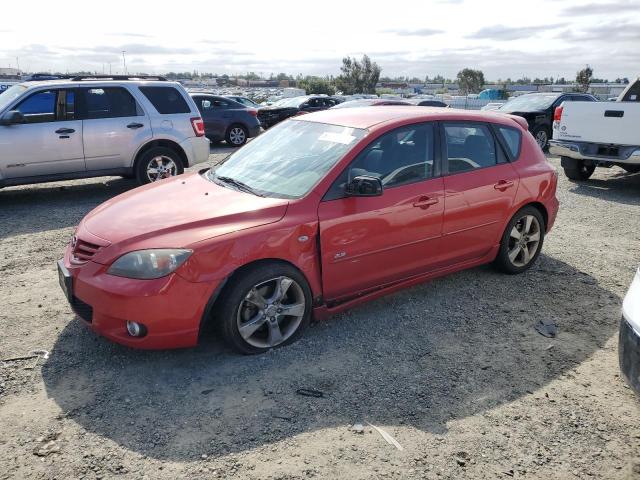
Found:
217,262 -> 312,354
225,125 -> 248,147
494,206 -> 545,274
135,147 -> 184,185
561,157 -> 595,181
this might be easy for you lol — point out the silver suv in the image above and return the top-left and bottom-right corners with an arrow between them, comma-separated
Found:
0,76 -> 210,187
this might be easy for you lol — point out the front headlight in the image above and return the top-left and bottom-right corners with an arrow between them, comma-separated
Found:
623,268 -> 640,333
107,249 -> 192,280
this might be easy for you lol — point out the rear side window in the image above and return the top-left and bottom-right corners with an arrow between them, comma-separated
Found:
82,87 -> 138,119
139,86 -> 190,114
497,126 -> 521,159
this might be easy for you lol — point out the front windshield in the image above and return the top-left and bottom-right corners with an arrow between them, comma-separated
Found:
208,120 -> 367,199
0,85 -> 28,111
499,94 -> 559,112
271,96 -> 308,108
332,100 -> 372,109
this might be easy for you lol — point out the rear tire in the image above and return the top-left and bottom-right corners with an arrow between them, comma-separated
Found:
135,147 -> 184,185
561,157 -> 595,181
217,262 -> 312,354
225,124 -> 248,147
494,206 -> 545,275
621,164 -> 640,174
532,126 -> 550,151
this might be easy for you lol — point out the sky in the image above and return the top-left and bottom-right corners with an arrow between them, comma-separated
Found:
1,0 -> 639,81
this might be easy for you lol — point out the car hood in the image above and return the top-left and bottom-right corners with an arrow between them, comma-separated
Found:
82,172 -> 289,259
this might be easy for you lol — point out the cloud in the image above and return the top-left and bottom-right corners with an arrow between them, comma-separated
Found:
383,28 -> 444,37
467,23 -> 566,40
560,0 -> 640,16
559,21 -> 640,42
106,32 -> 153,38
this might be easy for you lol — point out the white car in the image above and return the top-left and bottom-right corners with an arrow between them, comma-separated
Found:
0,75 -> 210,188
621,267 -> 640,394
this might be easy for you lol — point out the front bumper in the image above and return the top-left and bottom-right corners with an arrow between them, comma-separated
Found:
619,317 -> 640,394
59,247 -> 218,349
549,140 -> 640,165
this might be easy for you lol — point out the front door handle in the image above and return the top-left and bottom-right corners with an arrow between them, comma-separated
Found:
494,180 -> 515,191
127,122 -> 144,129
55,128 -> 75,134
413,196 -> 439,209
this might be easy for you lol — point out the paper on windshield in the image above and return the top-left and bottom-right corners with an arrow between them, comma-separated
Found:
318,131 -> 356,145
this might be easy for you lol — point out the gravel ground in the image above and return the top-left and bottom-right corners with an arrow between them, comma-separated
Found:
0,149 -> 639,480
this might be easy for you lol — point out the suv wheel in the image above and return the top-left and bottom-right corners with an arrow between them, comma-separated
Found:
135,147 -> 184,185
226,125 -> 248,147
561,157 -> 595,181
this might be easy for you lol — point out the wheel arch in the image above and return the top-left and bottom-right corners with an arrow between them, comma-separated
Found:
134,139 -> 189,169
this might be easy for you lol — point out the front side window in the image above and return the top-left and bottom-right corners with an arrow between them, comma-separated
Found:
444,123 -> 497,174
324,123 -> 435,200
208,120 -> 367,199
15,90 -> 57,123
139,86 -> 190,114
82,87 -> 138,119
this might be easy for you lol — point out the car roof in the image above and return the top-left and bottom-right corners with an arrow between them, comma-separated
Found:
19,79 -> 177,89
296,106 -> 525,130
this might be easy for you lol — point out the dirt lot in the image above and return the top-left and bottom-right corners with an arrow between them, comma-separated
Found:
1,149 -> 639,480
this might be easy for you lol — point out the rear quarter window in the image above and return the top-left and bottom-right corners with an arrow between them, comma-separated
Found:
139,86 -> 191,114
497,126 -> 522,159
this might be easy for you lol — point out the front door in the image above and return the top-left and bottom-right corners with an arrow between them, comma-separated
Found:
0,88 -> 84,179
79,87 -> 151,171
318,122 -> 444,302
440,121 -> 520,264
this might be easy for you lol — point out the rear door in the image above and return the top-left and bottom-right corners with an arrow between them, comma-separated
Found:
0,88 -> 85,179
193,97 -> 230,140
79,86 -> 151,171
318,122 -> 445,301
440,122 -> 519,264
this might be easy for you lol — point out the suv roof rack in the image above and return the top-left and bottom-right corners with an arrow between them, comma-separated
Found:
69,75 -> 168,81
24,73 -> 75,81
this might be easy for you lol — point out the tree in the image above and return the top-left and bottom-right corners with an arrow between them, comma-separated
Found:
456,68 -> 485,95
298,76 -> 336,95
575,65 -> 593,93
335,55 -> 381,94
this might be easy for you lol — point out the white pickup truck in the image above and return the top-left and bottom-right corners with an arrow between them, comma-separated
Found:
549,78 -> 640,180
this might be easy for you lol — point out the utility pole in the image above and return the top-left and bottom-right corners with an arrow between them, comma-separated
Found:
122,51 -> 127,74
16,56 -> 20,73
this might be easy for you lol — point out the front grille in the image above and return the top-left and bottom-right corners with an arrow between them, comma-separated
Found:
72,239 -> 102,263
71,296 -> 93,323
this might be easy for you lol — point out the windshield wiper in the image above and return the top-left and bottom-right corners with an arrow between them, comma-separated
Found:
213,175 -> 264,197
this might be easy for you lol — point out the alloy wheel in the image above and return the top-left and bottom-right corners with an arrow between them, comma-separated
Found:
535,130 -> 548,149
507,214 -> 541,267
146,156 -> 177,182
236,276 -> 306,348
229,127 -> 246,145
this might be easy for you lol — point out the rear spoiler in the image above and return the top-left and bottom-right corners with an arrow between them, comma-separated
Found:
505,114 -> 529,130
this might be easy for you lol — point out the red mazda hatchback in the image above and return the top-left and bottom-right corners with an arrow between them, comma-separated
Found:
58,107 -> 558,354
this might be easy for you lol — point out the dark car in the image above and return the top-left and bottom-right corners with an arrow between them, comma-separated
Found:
225,95 -> 261,108
257,96 -> 341,128
417,100 -> 448,107
190,94 -> 261,146
331,98 -> 413,109
498,92 -> 597,150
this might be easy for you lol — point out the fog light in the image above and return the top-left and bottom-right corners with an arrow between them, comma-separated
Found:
126,321 -> 147,337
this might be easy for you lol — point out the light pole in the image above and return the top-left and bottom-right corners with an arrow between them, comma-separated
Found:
122,51 -> 127,75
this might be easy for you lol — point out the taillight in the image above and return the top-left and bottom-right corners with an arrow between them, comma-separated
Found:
248,109 -> 258,117
190,117 -> 205,137
553,105 -> 563,122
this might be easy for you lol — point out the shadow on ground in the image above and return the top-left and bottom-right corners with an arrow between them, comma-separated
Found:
42,254 -> 619,461
568,169 -> 640,206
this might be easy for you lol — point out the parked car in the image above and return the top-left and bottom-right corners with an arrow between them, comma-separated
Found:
331,98 -> 413,109
417,100 -> 448,108
497,92 -> 597,150
257,95 -> 341,128
224,95 -> 261,108
58,106 -> 558,354
549,77 -> 640,180
620,267 -> 640,395
190,93 -> 261,147
0,76 -> 210,187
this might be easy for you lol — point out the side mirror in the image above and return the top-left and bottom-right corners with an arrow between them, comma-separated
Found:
345,175 -> 383,197
0,110 -> 26,126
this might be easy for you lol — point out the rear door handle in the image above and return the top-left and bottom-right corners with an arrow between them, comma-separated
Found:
127,122 -> 144,129
494,180 -> 515,191
413,196 -> 439,209
55,128 -> 75,134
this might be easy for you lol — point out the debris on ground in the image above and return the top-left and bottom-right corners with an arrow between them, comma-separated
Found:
368,423 -> 403,451
351,423 -> 365,434
535,319 -> 558,338
295,388 -> 324,398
